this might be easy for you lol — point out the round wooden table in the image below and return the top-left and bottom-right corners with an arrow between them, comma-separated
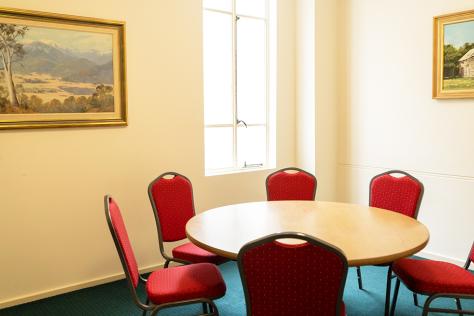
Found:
186,200 -> 429,266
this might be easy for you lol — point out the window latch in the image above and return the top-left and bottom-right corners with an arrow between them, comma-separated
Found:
236,119 -> 247,128
244,162 -> 263,168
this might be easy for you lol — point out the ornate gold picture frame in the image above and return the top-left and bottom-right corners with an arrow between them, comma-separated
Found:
434,10 -> 474,99
0,7 -> 126,129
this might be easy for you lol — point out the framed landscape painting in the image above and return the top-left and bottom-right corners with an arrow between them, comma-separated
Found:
0,7 -> 126,129
434,10 -> 474,99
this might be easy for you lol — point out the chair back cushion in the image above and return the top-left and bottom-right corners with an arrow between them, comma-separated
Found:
106,196 -> 139,288
149,173 -> 195,242
370,171 -> 423,218
238,233 -> 347,316
266,168 -> 316,201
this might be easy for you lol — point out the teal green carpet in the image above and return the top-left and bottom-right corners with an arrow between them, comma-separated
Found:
1,261 -> 473,315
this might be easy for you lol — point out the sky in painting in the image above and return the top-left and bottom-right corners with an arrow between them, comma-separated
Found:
20,25 -> 112,53
444,20 -> 474,48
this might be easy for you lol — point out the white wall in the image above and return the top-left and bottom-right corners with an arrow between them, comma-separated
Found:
296,0 -> 316,175
295,0 -> 340,200
339,0 -> 474,264
314,0 -> 340,200
0,0 -> 296,307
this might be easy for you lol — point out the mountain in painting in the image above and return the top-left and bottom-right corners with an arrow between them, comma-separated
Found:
13,41 -> 113,84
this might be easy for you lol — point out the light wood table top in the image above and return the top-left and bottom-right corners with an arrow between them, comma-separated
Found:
186,201 -> 429,266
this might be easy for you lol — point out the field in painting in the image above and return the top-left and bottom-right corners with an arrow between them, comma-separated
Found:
0,23 -> 115,114
442,77 -> 474,90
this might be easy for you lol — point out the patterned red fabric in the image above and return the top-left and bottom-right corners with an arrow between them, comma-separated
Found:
150,175 -> 195,241
240,241 -> 346,316
267,170 -> 316,201
146,263 -> 226,304
108,197 -> 140,288
370,174 -> 422,218
393,258 -> 474,295
172,242 -> 229,265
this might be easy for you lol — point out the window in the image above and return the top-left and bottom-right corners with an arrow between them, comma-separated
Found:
203,0 -> 275,175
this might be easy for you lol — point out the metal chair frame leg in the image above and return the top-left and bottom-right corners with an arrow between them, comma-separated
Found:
456,298 -> 463,316
384,264 -> 393,316
414,293 -> 419,307
389,278 -> 401,316
150,298 -> 220,316
142,298 -> 150,316
356,266 -> 363,290
422,293 -> 474,316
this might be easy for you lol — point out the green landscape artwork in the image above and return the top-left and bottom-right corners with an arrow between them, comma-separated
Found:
443,20 -> 474,90
0,23 -> 114,114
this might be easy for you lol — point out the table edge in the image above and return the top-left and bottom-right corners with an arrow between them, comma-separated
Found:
187,230 -> 430,266
186,200 -> 431,265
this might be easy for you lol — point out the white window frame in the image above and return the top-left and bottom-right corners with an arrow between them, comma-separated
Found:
203,0 -> 275,176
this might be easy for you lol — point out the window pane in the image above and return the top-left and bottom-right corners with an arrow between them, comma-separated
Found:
205,127 -> 234,169
237,126 -> 266,167
203,11 -> 233,125
236,17 -> 266,125
203,0 -> 232,12
236,0 -> 266,18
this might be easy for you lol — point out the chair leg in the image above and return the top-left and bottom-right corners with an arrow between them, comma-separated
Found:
357,266 -> 364,290
142,298 -> 150,316
390,279 -> 401,316
384,264 -> 393,316
164,260 -> 170,268
413,293 -> 419,307
209,301 -> 219,316
202,302 -> 209,314
456,298 -> 463,316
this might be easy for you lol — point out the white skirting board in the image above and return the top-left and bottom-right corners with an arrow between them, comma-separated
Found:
0,263 -> 163,309
417,250 -> 466,267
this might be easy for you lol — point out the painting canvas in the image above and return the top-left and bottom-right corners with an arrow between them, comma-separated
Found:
0,8 -> 126,129
434,10 -> 474,98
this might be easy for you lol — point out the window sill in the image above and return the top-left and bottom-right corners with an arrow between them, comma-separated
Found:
205,165 -> 275,177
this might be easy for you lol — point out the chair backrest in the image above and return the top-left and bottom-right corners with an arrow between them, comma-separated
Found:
266,167 -> 317,201
466,242 -> 474,269
237,232 -> 348,316
104,195 -> 139,289
148,172 -> 196,242
369,170 -> 424,218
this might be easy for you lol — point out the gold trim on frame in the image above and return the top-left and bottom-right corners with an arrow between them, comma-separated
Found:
433,9 -> 474,99
0,7 -> 127,129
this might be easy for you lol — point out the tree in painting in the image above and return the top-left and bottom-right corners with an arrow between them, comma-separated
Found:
443,43 -> 474,78
0,24 -> 28,107
0,22 -> 115,114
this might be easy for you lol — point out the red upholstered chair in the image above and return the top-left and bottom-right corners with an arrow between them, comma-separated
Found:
237,232 -> 348,316
356,170 -> 424,315
266,167 -> 317,201
104,195 -> 226,316
390,242 -> 474,316
148,172 -> 228,268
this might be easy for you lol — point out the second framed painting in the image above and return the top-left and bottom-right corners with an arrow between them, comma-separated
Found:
0,7 -> 126,129
434,9 -> 474,99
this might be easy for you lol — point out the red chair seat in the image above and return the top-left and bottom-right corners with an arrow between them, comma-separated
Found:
393,258 -> 474,295
172,242 -> 228,265
146,263 -> 226,304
